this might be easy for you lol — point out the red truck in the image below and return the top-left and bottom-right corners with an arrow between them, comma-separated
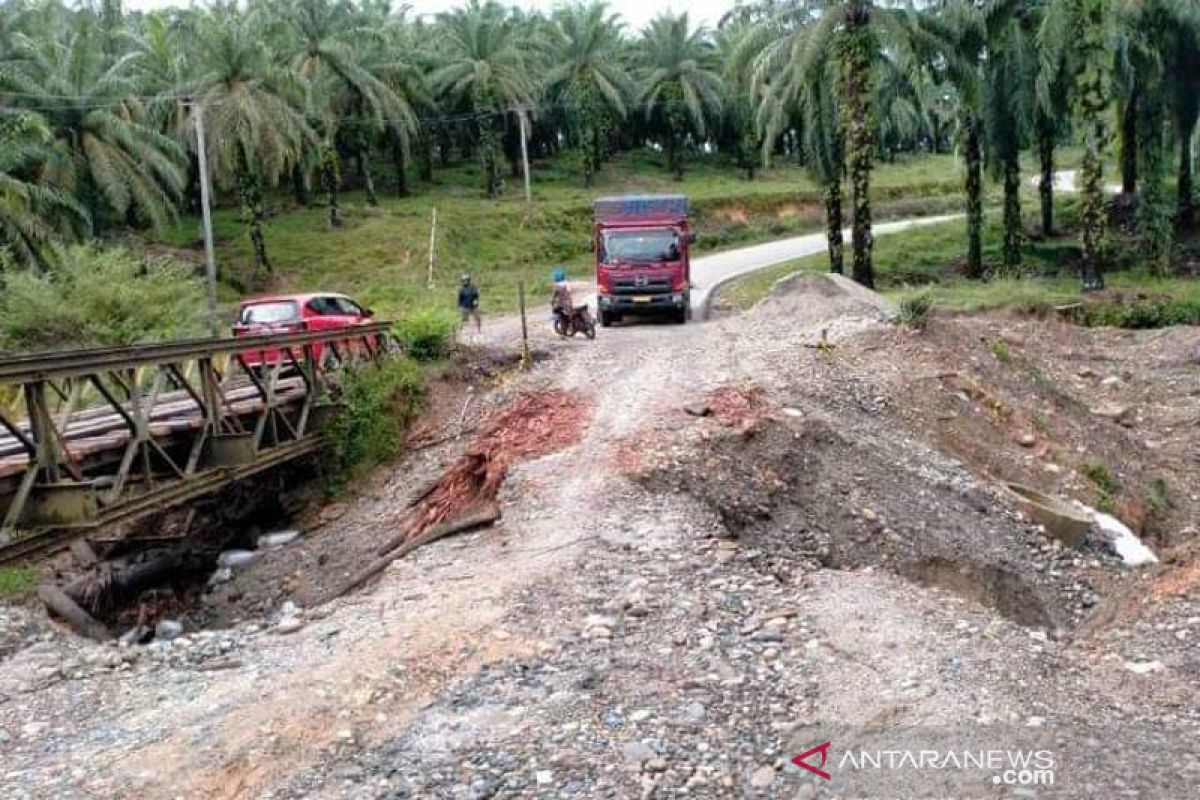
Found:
594,195 -> 694,326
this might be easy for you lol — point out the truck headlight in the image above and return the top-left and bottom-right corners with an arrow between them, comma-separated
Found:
671,293 -> 683,303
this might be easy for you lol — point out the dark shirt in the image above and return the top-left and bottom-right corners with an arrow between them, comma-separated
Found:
552,283 -> 573,313
457,285 -> 480,310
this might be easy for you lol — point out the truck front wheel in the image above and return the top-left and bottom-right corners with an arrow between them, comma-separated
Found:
599,309 -> 612,327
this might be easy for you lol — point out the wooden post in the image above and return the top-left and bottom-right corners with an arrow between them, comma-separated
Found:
518,280 -> 530,368
427,207 -> 437,289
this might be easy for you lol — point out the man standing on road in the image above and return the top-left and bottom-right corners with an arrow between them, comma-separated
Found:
457,273 -> 481,333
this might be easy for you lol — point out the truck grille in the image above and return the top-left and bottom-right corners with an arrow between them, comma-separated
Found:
610,277 -> 671,294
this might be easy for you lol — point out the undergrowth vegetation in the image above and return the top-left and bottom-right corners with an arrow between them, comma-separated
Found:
0,246 -> 206,353
899,291 -> 933,329
1082,459 -> 1121,513
395,309 -> 458,361
0,565 -> 37,600
325,358 -> 424,492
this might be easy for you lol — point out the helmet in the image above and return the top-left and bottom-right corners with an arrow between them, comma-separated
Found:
552,266 -> 566,282
460,273 -> 470,285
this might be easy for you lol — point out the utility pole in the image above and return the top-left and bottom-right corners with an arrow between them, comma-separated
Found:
517,105 -> 532,218
190,101 -> 220,337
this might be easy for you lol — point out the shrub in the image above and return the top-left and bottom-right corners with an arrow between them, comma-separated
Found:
1144,477 -> 1169,514
898,291 -> 933,329
395,308 -> 457,361
1082,459 -> 1120,512
326,357 -> 423,490
0,565 -> 36,599
1082,297 -> 1200,329
0,245 -> 207,352
988,337 -> 1012,363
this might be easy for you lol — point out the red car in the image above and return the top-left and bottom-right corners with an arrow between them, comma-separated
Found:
234,293 -> 374,368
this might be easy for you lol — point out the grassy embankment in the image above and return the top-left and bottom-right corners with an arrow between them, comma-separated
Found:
153,150 -> 974,321
719,201 -> 1200,328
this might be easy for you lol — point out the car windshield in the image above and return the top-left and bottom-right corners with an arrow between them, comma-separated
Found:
601,230 -> 680,264
240,301 -> 298,324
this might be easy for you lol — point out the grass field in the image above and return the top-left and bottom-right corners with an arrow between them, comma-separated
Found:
154,149 -> 981,320
151,145 -> 1134,324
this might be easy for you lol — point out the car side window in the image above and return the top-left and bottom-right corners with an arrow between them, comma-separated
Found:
306,297 -> 339,316
334,297 -> 364,316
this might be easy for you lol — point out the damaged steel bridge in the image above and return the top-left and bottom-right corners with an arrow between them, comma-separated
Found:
0,323 -> 394,562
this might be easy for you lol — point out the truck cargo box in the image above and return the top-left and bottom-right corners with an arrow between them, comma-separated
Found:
594,194 -> 688,223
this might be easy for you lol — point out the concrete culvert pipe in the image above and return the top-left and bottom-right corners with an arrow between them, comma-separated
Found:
1003,483 -> 1093,548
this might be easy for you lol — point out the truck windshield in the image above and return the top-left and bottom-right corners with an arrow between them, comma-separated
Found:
601,230 -> 680,264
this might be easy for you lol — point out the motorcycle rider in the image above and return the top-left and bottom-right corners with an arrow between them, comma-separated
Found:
551,266 -> 573,325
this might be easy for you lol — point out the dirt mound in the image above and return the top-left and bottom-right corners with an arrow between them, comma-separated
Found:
632,394 -> 1104,630
754,272 -> 899,327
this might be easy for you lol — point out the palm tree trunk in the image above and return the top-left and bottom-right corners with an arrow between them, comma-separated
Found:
1079,138 -> 1106,290
1179,132 -> 1194,228
582,121 -> 596,188
590,119 -> 604,184
665,85 -> 687,181
1002,154 -> 1022,271
437,126 -> 451,167
1036,116 -> 1055,236
360,148 -> 379,207
841,1 -> 875,288
1138,113 -> 1171,277
321,142 -> 343,227
1119,92 -> 1138,193
743,123 -> 757,181
236,151 -> 271,283
962,114 -> 984,279
393,135 -> 410,197
1077,0 -> 1110,291
669,132 -> 683,181
824,176 -> 844,274
479,118 -> 501,198
415,128 -> 434,182
292,162 -> 311,207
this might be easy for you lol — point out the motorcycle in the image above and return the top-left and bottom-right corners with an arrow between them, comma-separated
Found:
553,304 -> 597,339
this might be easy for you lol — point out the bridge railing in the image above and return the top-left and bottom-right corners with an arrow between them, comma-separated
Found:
0,323 -> 395,558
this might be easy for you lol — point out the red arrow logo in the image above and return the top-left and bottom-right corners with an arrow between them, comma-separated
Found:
792,741 -> 832,780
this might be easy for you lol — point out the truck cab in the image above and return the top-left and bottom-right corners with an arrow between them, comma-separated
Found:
594,195 -> 693,326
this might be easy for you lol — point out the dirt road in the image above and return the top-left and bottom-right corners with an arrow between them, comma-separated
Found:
1,276 -> 1196,799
